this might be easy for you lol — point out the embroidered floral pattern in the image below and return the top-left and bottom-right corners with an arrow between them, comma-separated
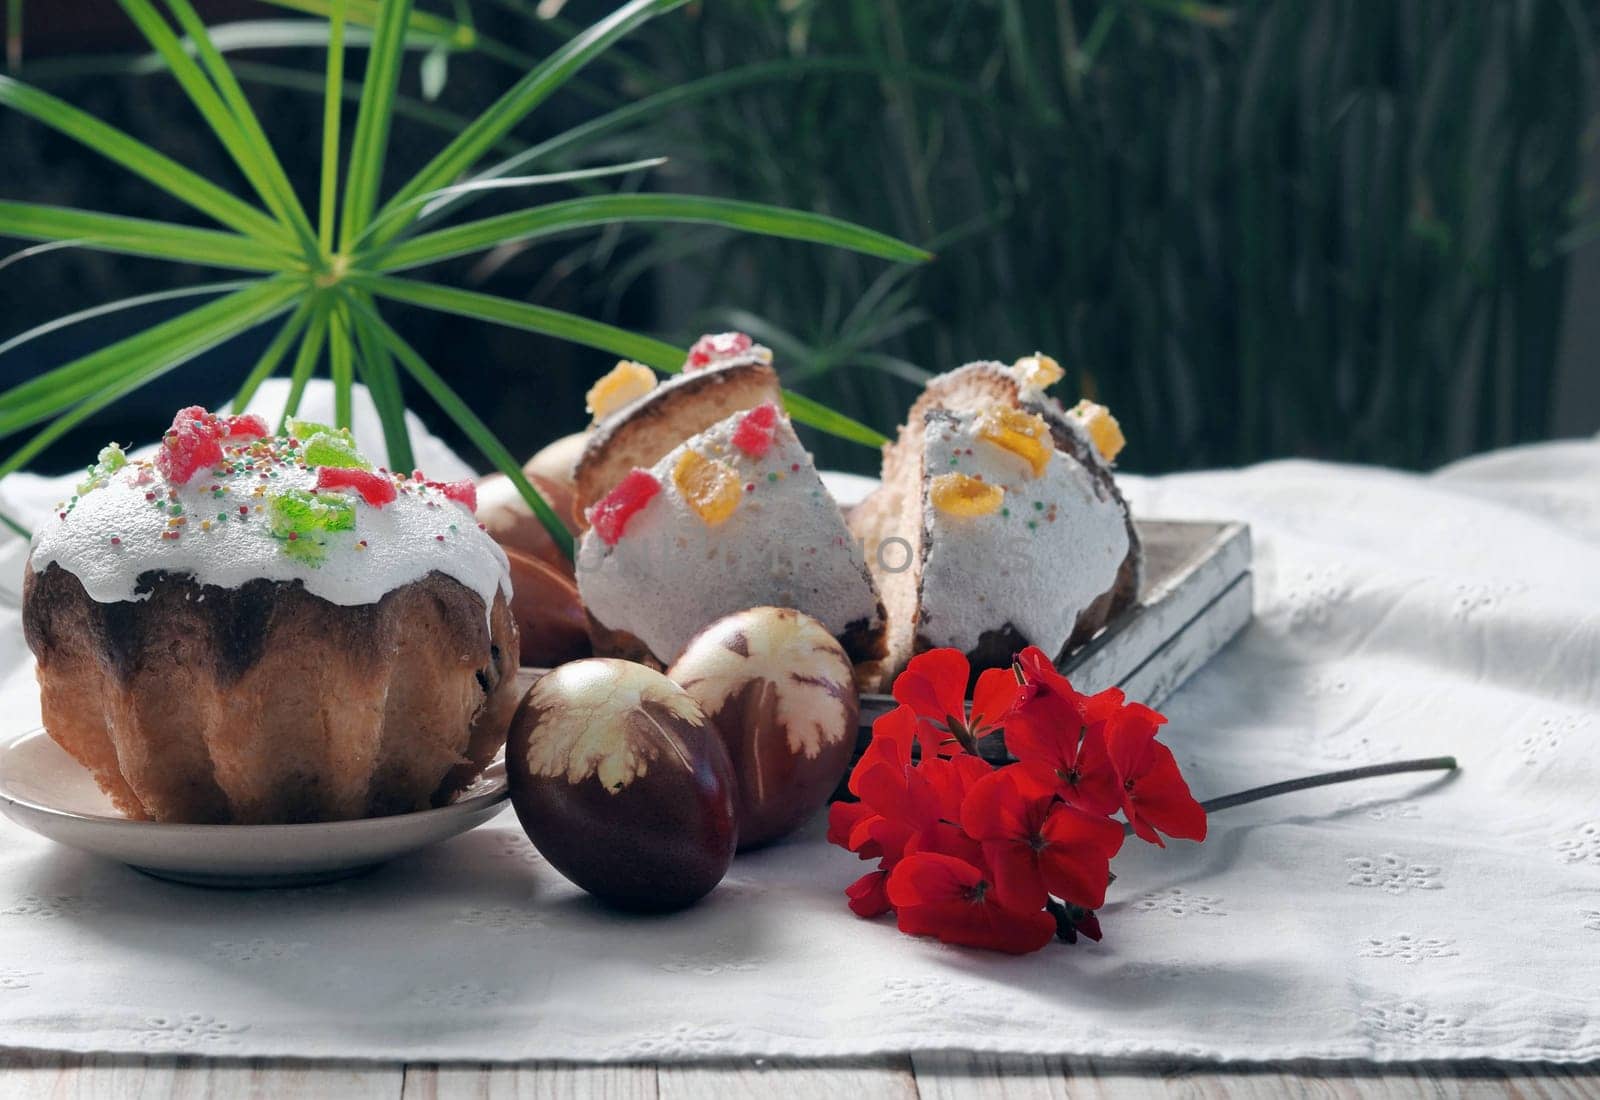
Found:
1362,1000 -> 1468,1046
1,895 -> 103,919
1554,823 -> 1600,867
1582,909 -> 1600,932
1517,714 -> 1586,767
1358,934 -> 1459,964
1346,854 -> 1442,894
1338,799 -> 1422,823
492,833 -> 544,866
618,1023 -> 740,1059
659,942 -> 765,976
129,1014 -> 248,1050
207,938 -> 307,963
451,906 -> 546,933
1130,887 -> 1226,918
1279,567 -> 1351,630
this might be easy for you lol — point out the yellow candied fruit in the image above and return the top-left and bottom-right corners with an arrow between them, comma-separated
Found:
975,405 -> 1053,477
1011,351 -> 1064,391
585,360 -> 658,421
1070,399 -> 1126,463
672,450 -> 742,527
930,472 -> 1005,518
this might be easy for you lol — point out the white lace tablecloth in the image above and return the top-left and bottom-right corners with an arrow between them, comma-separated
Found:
0,385 -> 1596,1062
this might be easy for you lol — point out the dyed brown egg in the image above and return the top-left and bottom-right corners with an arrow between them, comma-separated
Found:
507,659 -> 737,912
476,471 -> 577,577
501,546 -> 591,668
667,607 -> 859,850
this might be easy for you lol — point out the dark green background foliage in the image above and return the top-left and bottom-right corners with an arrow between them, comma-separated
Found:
625,0 -> 1598,472
1,0 -> 1596,476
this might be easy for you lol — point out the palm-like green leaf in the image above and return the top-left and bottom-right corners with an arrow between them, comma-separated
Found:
367,0 -> 691,247
0,77 -> 289,245
373,193 -> 933,271
0,280 -> 254,361
0,0 -> 927,552
0,202 -> 294,271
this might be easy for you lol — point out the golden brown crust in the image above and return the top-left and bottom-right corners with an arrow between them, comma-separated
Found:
571,360 -> 783,528
22,564 -> 520,824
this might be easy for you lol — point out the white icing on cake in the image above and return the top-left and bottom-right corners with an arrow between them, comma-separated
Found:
916,410 -> 1128,656
29,435 -> 511,612
576,410 -> 882,665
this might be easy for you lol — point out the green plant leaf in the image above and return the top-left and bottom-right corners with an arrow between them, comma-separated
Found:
161,0 -> 319,251
318,0 -> 347,252
0,360 -> 173,482
339,0 -> 413,250
367,0 -> 692,247
0,279 -> 253,360
345,297 -> 415,472
353,302 -> 575,560
0,202 -> 295,271
231,299 -> 314,412
0,75 -> 291,244
372,193 -> 933,272
329,299 -> 355,428
254,0 -> 464,48
361,275 -> 888,446
278,300 -> 331,432
0,278 -> 301,437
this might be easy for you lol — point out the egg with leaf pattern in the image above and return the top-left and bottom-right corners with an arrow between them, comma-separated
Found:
668,607 -> 859,850
506,658 -> 737,911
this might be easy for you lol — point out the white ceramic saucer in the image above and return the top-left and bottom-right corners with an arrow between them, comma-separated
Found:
0,729 -> 509,888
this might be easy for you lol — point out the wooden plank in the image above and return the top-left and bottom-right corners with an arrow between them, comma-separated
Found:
909,1053 -> 1600,1100
0,1052 -> 403,1099
657,1057 -> 917,1100
402,1062 -> 657,1100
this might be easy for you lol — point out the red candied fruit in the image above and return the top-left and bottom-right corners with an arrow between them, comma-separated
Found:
731,402 -> 781,459
155,406 -> 225,485
225,413 -> 269,440
439,479 -> 477,513
685,331 -> 754,372
317,466 -> 397,508
586,468 -> 661,546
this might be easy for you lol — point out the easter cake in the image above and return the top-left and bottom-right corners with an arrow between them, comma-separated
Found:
850,355 -> 1141,680
571,333 -> 783,527
22,408 -> 520,824
575,401 -> 887,670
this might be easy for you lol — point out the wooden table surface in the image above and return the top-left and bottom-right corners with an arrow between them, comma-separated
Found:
2,1053 -> 1596,1098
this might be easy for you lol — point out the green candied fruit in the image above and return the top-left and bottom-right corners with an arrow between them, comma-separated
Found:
76,442 -> 128,495
284,417 -> 336,441
302,431 -> 371,470
269,488 -> 355,563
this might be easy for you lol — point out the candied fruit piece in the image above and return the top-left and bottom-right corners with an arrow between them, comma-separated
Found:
438,479 -> 478,513
77,442 -> 128,495
225,413 -> 269,439
685,331 -> 754,371
303,430 -> 371,470
672,450 -> 742,527
585,360 -> 657,420
270,488 -> 355,563
930,472 -> 1006,517
317,466 -> 397,507
975,405 -> 1053,477
586,468 -> 661,546
731,402 -> 781,458
1011,351 -> 1064,391
156,409 -> 225,485
1068,399 -> 1125,463
285,417 -> 334,440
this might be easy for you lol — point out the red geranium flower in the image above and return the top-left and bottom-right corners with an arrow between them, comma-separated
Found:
892,649 -> 1020,757
1105,702 -> 1208,846
886,852 -> 1057,954
1003,647 -> 1125,816
961,768 -> 1125,911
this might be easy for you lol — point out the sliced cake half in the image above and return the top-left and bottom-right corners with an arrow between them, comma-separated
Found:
576,402 -> 888,671
571,333 -> 783,527
851,355 -> 1141,681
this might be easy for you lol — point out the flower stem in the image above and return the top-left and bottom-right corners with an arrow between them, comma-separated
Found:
1200,756 -> 1458,815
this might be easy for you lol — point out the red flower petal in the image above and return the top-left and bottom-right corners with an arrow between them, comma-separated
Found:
1036,804 -> 1124,909
845,870 -> 892,918
920,753 -> 994,823
886,851 -> 980,908
969,667 -> 1022,732
888,854 -> 1056,954
826,801 -> 877,853
1105,708 -> 1206,846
